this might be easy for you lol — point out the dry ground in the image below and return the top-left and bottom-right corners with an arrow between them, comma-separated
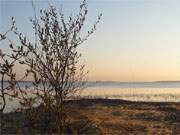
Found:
65,99 -> 180,135
1,99 -> 180,134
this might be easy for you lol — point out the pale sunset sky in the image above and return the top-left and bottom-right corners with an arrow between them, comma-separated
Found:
1,0 -> 180,82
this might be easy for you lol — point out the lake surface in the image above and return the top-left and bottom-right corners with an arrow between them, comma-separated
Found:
80,82 -> 180,102
1,81 -> 180,112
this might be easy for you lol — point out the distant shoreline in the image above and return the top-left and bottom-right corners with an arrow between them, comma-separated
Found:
2,80 -> 180,83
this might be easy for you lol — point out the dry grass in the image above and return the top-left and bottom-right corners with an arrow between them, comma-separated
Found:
2,99 -> 180,134
66,99 -> 180,134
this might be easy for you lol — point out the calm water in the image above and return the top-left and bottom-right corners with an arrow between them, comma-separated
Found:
1,81 -> 180,112
80,82 -> 180,102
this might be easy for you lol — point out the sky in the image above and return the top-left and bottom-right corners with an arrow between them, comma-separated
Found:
1,0 -> 180,82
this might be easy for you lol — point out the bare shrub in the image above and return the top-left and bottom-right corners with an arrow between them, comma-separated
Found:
0,0 -> 101,133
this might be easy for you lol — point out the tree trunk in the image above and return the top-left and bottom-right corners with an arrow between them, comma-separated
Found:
55,90 -> 64,134
0,74 -> 5,113
0,74 -> 5,132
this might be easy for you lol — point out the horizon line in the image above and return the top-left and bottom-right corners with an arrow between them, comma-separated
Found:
1,80 -> 180,83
